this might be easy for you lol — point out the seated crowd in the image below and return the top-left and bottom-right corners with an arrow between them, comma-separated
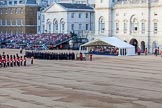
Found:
0,33 -> 72,50
90,46 -> 119,55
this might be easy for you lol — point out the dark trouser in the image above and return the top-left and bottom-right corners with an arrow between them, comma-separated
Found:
7,62 -> 9,67
3,62 -> 6,68
10,62 -> 13,67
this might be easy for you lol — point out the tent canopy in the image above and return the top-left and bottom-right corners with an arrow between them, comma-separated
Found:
81,37 -> 134,48
80,37 -> 135,56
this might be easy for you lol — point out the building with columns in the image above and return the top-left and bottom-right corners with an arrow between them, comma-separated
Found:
94,0 -> 162,53
37,2 -> 94,36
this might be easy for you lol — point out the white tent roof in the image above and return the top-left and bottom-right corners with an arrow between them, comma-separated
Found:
81,37 -> 134,49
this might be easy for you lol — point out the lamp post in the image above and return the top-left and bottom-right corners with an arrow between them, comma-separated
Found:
148,0 -> 151,53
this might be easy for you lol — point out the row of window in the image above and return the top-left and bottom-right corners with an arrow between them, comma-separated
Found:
41,23 -> 89,33
71,12 -> 89,18
0,19 -> 24,25
0,8 -> 25,14
115,22 -> 158,34
2,0 -> 24,5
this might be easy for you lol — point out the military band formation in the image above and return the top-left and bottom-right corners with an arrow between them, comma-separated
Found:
25,51 -> 76,60
0,52 -> 27,68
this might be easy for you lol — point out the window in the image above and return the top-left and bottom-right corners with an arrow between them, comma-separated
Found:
5,9 -> 7,14
19,0 -> 23,4
16,19 -> 18,25
56,23 -> 58,30
15,8 -> 18,14
48,23 -> 51,33
20,8 -> 24,14
116,22 -> 119,33
53,20 -> 58,33
86,24 -> 88,30
62,23 -> 64,31
9,1 -> 12,5
130,17 -> 138,33
71,13 -> 75,18
86,13 -> 88,18
79,24 -> 82,29
9,8 -> 12,14
10,19 -> 12,25
99,17 -> 105,33
14,1 -> 17,5
21,19 -> 23,25
5,19 -> 7,25
38,26 -> 40,32
141,22 -> 145,34
8,9 -> 11,14
29,9 -> 33,14
79,13 -> 82,18
154,23 -> 158,34
0,10 -> 2,14
123,22 -> 127,34
71,24 -> 74,31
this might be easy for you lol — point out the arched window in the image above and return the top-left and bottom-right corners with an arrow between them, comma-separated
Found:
98,16 -> 105,33
46,19 -> 51,33
115,20 -> 119,33
130,15 -> 138,34
141,19 -> 146,34
123,20 -> 128,34
60,18 -> 65,33
153,19 -> 158,34
53,19 -> 58,33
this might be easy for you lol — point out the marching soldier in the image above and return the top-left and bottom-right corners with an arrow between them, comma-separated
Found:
20,56 -> 23,66
31,56 -> 34,64
13,55 -> 16,66
6,55 -> 10,67
0,55 -> 2,68
24,56 -> 27,66
10,55 -> 13,67
2,55 -> 6,68
17,56 -> 20,66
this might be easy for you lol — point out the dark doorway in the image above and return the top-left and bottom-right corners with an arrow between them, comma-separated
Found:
130,38 -> 138,52
141,41 -> 145,53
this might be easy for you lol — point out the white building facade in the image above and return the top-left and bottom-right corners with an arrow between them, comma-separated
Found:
95,0 -> 162,53
37,3 -> 94,36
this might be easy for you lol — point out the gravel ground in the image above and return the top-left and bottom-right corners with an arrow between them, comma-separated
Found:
0,49 -> 162,108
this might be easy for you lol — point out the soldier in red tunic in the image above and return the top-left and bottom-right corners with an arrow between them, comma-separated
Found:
90,54 -> 93,61
0,55 -> 2,68
2,55 -> 6,68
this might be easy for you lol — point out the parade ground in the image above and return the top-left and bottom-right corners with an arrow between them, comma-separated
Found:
0,49 -> 162,108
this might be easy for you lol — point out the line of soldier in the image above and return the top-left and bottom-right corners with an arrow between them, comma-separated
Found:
25,51 -> 75,60
0,54 -> 27,68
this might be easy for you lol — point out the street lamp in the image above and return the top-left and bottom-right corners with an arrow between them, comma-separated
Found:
148,0 -> 151,53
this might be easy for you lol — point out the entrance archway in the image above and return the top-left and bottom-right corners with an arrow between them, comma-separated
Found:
152,41 -> 157,53
141,41 -> 145,53
130,38 -> 138,52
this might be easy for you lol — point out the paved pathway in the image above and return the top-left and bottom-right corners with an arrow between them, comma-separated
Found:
0,49 -> 162,108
